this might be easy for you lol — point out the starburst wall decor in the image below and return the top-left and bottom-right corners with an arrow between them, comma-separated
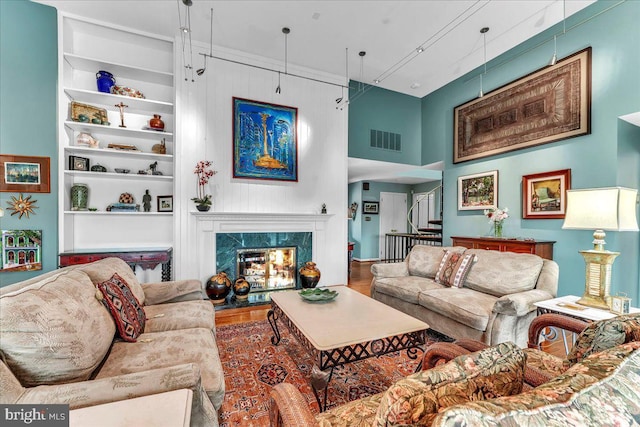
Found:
7,194 -> 38,219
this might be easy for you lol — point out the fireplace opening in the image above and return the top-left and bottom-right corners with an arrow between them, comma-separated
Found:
237,247 -> 297,293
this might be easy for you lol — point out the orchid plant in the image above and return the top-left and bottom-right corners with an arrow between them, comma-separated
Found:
192,160 -> 217,207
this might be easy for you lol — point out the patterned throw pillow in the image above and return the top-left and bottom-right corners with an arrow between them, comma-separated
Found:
434,250 -> 477,288
97,273 -> 146,342
374,341 -> 525,426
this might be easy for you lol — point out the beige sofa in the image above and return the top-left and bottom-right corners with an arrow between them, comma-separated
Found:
0,257 -> 223,427
371,245 -> 559,347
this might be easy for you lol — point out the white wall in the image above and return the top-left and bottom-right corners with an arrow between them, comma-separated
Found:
174,41 -> 349,286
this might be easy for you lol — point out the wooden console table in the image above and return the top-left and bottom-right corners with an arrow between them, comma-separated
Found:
59,247 -> 173,281
451,236 -> 555,260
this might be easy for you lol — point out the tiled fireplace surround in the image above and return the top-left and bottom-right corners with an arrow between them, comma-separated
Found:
194,212 -> 333,300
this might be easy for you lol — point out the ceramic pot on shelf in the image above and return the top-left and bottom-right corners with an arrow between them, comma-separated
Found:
206,272 -> 232,305
299,261 -> 321,288
96,70 -> 115,93
70,183 -> 89,211
149,114 -> 165,130
233,276 -> 251,301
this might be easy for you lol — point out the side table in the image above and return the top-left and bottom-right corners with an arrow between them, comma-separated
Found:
59,247 -> 173,281
534,295 -> 640,353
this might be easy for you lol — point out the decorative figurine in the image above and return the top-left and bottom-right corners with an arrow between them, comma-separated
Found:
321,203 -> 327,214
143,190 -> 152,212
115,102 -> 128,128
152,138 -> 167,154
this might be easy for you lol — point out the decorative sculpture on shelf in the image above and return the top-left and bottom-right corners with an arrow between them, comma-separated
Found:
115,102 -> 128,128
143,190 -> 152,212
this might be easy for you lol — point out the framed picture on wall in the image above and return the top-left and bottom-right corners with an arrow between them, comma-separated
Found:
0,155 -> 50,193
0,229 -> 42,272
458,170 -> 498,210
522,169 -> 571,219
362,201 -> 379,214
232,97 -> 298,182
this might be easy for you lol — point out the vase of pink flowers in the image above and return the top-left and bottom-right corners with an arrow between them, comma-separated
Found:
192,160 -> 217,212
484,206 -> 509,238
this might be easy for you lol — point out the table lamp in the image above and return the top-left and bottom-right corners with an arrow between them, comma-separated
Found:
562,187 -> 639,309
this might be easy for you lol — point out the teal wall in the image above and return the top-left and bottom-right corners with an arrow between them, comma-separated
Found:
348,81 -> 422,164
422,1 -> 640,301
0,0 -> 58,286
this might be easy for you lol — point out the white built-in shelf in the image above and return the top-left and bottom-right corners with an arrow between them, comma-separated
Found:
64,88 -> 174,115
65,146 -> 173,162
64,170 -> 173,181
63,53 -> 173,86
64,121 -> 173,140
64,211 -> 173,216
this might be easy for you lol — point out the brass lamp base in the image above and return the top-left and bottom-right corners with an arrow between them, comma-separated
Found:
575,249 -> 619,310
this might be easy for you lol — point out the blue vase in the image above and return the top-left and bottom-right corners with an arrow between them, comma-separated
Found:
96,70 -> 115,93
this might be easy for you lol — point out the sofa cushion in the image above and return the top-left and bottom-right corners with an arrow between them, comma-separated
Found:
464,249 -> 543,297
565,312 -> 640,368
78,257 -> 146,305
418,288 -> 497,331
94,327 -> 225,410
374,276 -> 445,305
143,300 -> 215,333
375,341 -> 525,426
431,342 -> 640,427
407,246 -> 466,279
0,270 -> 115,386
97,273 -> 146,342
434,251 -> 477,288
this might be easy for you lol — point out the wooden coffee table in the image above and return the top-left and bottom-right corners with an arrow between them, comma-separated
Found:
268,286 -> 429,410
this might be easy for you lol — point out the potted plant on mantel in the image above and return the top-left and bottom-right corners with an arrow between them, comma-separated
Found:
192,160 -> 217,212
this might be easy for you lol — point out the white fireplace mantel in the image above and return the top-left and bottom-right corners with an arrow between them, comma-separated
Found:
193,212 -> 334,282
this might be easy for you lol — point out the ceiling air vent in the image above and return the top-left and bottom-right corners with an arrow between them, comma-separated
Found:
370,129 -> 401,152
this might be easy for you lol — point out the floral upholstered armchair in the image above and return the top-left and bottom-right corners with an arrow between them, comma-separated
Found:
269,313 -> 640,427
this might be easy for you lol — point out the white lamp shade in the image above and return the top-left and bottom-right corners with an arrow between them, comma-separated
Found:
562,187 -> 639,231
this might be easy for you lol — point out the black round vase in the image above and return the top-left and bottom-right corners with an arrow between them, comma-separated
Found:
233,276 -> 251,301
299,261 -> 321,288
206,272 -> 231,304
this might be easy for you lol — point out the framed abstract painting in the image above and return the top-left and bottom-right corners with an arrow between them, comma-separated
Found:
233,97 -> 298,182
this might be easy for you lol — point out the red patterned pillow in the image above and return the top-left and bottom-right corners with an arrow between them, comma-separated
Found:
97,273 -> 146,342
435,250 -> 477,288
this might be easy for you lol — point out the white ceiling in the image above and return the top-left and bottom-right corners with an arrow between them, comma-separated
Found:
36,0 -> 596,184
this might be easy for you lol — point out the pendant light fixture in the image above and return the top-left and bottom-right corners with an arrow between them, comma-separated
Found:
276,27 -> 290,94
549,0 -> 566,66
478,27 -> 489,98
197,8 -> 213,76
336,48 -> 349,110
177,0 -> 195,82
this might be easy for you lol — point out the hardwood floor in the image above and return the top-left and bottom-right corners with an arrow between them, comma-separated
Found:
215,260 -> 565,357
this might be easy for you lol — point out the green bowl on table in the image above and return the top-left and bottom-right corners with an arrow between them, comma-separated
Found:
299,287 -> 338,303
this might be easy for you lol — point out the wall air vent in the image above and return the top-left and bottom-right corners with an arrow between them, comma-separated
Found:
370,129 -> 401,152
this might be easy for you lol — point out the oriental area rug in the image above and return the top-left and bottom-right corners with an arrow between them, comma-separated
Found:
216,320 -> 451,427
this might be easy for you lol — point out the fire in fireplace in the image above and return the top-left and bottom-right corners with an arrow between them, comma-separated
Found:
236,247 -> 296,293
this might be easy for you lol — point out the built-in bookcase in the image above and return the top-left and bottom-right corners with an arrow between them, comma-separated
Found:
57,13 -> 175,256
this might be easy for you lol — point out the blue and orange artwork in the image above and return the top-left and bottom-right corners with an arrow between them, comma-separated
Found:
233,97 -> 298,181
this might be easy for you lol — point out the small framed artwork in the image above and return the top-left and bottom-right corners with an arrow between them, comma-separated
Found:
1,229 -> 42,272
157,195 -> 173,212
0,155 -> 50,193
522,169 -> 571,219
69,155 -> 90,171
232,97 -> 298,182
362,201 -> 379,214
458,170 -> 498,210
